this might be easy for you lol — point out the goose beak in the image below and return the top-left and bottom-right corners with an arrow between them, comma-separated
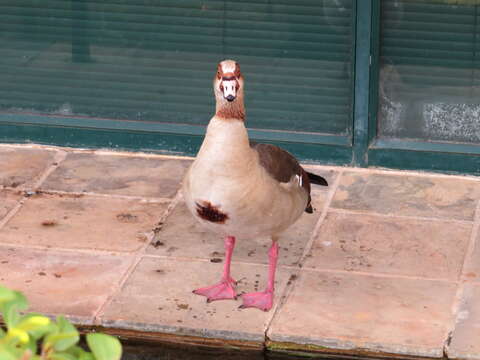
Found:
221,80 -> 237,102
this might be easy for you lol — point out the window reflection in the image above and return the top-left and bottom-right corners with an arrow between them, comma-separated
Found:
378,0 -> 480,144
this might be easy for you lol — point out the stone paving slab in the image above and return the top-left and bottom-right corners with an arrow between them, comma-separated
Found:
99,256 -> 291,343
305,212 -> 472,279
448,283 -> 480,360
0,147 -> 57,188
267,270 -> 457,358
0,192 -> 168,252
462,226 -> 480,281
41,152 -> 191,198
0,190 -> 22,221
0,246 -> 134,324
332,172 -> 480,221
0,145 -> 479,359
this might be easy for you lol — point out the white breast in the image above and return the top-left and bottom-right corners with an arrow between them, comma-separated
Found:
182,117 -> 308,239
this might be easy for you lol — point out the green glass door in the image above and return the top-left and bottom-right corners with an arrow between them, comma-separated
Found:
367,0 -> 480,174
0,0 -> 356,164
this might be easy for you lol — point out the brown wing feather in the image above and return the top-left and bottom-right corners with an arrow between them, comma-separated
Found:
251,143 -> 313,213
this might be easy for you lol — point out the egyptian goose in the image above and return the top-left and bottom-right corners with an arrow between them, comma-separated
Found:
182,60 -> 328,311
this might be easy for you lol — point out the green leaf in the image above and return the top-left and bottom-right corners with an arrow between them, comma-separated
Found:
0,286 -> 15,304
50,352 -> 77,360
0,291 -> 28,329
66,345 -> 86,357
0,347 -> 18,360
11,291 -> 28,311
1,302 -> 20,329
19,314 -> 54,340
0,327 -> 6,338
86,333 -> 122,360
45,332 -> 80,352
24,336 -> 38,356
79,353 -> 95,360
17,315 -> 51,333
7,327 -> 29,344
44,316 -> 79,352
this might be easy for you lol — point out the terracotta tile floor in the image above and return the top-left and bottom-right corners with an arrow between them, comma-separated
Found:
0,144 -> 479,359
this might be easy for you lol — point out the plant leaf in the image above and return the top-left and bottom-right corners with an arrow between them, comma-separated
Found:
11,291 -> 28,311
79,353 -> 95,360
45,332 -> 80,352
44,316 -> 79,352
7,327 -> 29,344
19,314 -> 54,340
25,336 -> 38,356
0,286 -> 15,304
2,302 -> 20,328
0,347 -> 18,360
86,333 -> 122,360
17,315 -> 51,332
50,352 -> 77,360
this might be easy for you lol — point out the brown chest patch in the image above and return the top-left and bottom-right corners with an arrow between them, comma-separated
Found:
195,201 -> 229,224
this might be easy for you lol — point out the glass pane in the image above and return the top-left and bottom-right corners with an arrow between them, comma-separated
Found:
0,0 -> 354,135
378,0 -> 480,144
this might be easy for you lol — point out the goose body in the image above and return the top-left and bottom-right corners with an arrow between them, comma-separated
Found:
183,60 -> 328,311
183,117 -> 308,239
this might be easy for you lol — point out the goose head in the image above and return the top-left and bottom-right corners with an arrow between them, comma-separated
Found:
214,60 -> 244,104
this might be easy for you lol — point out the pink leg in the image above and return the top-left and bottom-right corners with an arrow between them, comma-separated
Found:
193,236 -> 237,302
240,239 -> 279,311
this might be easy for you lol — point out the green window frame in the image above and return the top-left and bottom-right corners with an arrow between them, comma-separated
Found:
0,0 -> 479,175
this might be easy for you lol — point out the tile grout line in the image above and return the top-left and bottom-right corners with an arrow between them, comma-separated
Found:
12,188 -> 174,204
92,186 -> 185,325
0,241 -> 142,256
443,199 -> 480,357
298,169 -> 345,268
262,169 -> 344,341
327,207 -> 474,225
139,253 -> 460,284
32,150 -> 68,190
286,266 -> 459,284
0,199 -> 27,231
